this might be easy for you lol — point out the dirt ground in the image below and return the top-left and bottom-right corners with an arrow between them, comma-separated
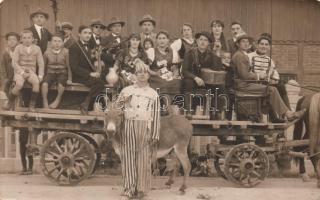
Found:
0,174 -> 319,200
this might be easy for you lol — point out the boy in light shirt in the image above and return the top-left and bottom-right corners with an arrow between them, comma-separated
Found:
4,30 -> 44,111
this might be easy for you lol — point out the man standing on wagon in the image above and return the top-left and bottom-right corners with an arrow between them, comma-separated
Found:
139,14 -> 157,45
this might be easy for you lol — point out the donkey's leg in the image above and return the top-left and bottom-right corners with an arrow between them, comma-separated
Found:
310,152 -> 320,188
174,145 -> 191,193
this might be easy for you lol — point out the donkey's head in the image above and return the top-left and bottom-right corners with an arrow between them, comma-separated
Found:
104,101 -> 124,140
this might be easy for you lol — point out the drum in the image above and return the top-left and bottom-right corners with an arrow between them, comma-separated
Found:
200,68 -> 226,85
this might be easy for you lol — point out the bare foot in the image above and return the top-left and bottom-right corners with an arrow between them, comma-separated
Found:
49,100 -> 60,109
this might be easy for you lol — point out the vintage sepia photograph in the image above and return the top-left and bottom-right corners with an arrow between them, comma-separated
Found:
0,0 -> 320,199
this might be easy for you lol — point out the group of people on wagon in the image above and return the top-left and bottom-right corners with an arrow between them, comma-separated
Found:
0,8 -> 305,122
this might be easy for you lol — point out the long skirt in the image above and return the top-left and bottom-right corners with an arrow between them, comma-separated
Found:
120,119 -> 152,197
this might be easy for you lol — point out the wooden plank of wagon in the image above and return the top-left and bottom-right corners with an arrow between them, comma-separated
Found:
0,110 -> 105,121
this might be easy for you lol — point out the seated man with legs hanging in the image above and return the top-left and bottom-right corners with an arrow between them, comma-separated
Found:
232,34 -> 305,122
182,31 -> 223,117
69,25 -> 105,114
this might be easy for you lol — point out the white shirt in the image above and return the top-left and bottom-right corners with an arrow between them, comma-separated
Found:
34,24 -> 43,40
93,33 -> 100,45
146,47 -> 179,64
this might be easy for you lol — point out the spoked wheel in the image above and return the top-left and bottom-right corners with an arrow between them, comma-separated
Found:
224,143 -> 269,188
40,132 -> 96,185
213,151 -> 227,180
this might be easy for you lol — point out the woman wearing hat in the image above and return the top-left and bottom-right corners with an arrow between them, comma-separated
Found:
27,8 -> 52,53
210,20 -> 228,57
113,33 -> 149,87
146,30 -> 181,109
170,23 -> 196,61
232,35 -> 305,122
139,14 -> 157,45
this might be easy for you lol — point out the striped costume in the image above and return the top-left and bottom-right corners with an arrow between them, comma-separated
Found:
116,84 -> 160,197
248,51 -> 279,81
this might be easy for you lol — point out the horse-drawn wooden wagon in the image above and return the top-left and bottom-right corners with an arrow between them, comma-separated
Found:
0,78 -> 314,188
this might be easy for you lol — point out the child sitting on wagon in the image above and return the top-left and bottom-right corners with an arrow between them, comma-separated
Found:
1,32 -> 20,96
41,34 -> 72,109
4,30 -> 44,111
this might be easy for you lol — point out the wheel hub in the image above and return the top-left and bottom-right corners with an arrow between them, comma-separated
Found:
59,154 -> 74,168
240,159 -> 254,173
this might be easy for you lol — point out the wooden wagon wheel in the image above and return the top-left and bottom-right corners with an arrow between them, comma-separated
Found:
224,143 -> 269,188
213,152 -> 227,180
40,132 -> 96,185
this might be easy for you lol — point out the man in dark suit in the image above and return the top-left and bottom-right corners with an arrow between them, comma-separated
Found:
27,8 -> 52,53
88,19 -> 106,49
182,31 -> 223,114
227,21 -> 244,56
61,22 -> 76,49
69,25 -> 105,114
104,17 -> 127,55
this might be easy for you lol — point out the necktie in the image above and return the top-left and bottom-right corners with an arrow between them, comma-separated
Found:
40,28 -> 45,41
83,43 -> 88,51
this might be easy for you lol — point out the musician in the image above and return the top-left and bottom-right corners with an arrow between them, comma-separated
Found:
69,25 -> 105,114
61,22 -> 76,49
182,31 -> 223,114
88,19 -> 106,49
27,8 -> 52,53
232,35 -> 304,121
139,14 -> 157,45
104,17 -> 127,54
248,34 -> 291,110
170,23 -> 195,61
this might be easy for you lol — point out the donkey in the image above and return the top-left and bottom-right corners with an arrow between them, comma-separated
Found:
293,92 -> 320,188
103,103 -> 192,193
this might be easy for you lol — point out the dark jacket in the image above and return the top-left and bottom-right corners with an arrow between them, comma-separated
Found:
182,48 -> 223,79
103,34 -> 127,52
64,36 -> 76,49
227,38 -> 237,56
27,25 -> 52,53
88,34 -> 102,49
69,41 -> 95,83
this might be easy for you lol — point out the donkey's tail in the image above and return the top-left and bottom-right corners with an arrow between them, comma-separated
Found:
309,93 -> 320,155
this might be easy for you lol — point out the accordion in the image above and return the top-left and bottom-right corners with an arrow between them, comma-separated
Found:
200,68 -> 226,85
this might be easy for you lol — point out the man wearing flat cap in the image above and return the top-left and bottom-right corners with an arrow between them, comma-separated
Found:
182,31 -> 223,115
27,8 -> 52,53
139,14 -> 157,45
103,17 -> 127,64
88,18 -> 106,49
60,22 -> 76,49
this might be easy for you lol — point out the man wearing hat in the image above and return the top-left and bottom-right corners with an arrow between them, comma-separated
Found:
88,18 -> 106,49
232,34 -> 305,122
27,8 -> 52,53
103,17 -> 127,62
182,31 -> 222,115
139,14 -> 157,45
60,22 -> 76,49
